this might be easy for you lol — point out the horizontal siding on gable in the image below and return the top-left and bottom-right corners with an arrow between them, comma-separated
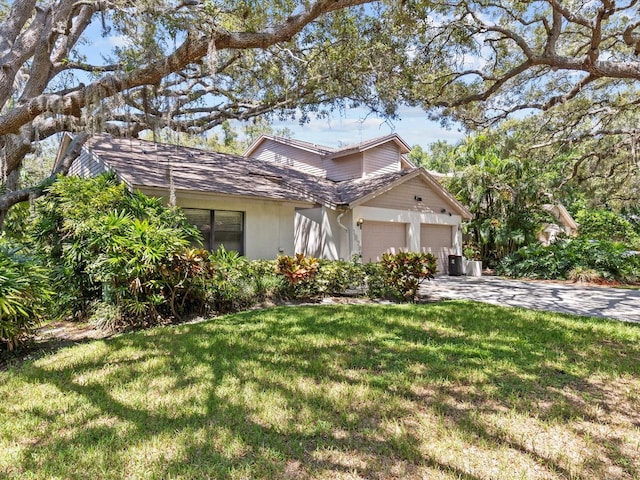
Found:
249,139 -> 326,177
362,176 -> 451,213
69,150 -> 108,178
326,152 -> 362,181
363,143 -> 400,176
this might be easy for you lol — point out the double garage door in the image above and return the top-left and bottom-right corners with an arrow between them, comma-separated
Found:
361,221 -> 452,274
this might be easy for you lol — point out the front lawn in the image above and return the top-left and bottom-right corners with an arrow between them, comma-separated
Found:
1,302 -> 639,479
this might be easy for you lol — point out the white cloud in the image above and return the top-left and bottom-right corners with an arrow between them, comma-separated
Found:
106,35 -> 130,48
273,106 -> 464,148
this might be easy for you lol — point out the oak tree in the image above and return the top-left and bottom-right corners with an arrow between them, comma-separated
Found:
2,0 -> 640,222
0,0 -> 382,222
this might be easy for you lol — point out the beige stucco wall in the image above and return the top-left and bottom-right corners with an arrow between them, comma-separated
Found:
295,207 -> 345,260
140,188 -> 306,260
295,204 -> 462,264
362,176 -> 451,213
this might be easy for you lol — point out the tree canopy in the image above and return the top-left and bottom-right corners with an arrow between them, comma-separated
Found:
0,0 -> 380,219
2,0 -> 640,220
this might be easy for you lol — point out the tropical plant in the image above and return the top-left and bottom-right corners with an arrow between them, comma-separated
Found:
0,242 -> 51,351
276,253 -> 320,285
93,214 -> 194,323
445,134 -> 554,267
275,253 -> 320,297
380,251 -> 437,302
463,244 -> 481,261
209,245 -> 257,313
312,258 -> 366,296
498,238 -> 640,284
160,247 -> 216,320
24,174 -> 204,327
574,209 -> 639,245
567,267 -> 602,284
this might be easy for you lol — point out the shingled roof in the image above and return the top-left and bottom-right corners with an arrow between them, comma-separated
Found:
337,171 -> 408,205
82,135 -> 339,206
243,133 -> 412,160
78,134 -> 469,218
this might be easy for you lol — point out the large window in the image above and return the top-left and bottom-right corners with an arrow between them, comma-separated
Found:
183,209 -> 244,255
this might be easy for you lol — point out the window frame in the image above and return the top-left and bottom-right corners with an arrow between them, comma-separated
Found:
183,208 -> 245,256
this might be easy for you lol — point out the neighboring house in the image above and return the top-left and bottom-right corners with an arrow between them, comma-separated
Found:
538,203 -> 579,246
57,132 -> 471,273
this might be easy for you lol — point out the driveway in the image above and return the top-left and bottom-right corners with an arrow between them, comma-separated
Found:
420,275 -> 640,323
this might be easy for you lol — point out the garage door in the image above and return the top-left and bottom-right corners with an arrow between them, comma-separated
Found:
420,224 -> 452,274
361,221 -> 406,262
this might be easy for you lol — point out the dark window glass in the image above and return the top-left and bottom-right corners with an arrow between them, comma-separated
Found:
213,210 -> 244,255
183,209 -> 244,255
182,208 -> 211,250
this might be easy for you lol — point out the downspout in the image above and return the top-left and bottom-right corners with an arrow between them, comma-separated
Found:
336,209 -> 351,260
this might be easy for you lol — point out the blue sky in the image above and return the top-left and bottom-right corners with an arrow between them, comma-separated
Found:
271,105 -> 466,149
80,18 -> 466,151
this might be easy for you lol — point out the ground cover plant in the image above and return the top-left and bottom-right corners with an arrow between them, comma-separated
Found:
1,302 -> 639,479
498,238 -> 640,284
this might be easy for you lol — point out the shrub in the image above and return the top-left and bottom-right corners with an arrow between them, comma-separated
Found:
363,262 -> 396,300
312,258 -> 366,297
0,243 -> 52,351
89,302 -> 124,332
575,209 -> 638,244
498,238 -> 640,283
92,213 -> 195,324
209,246 -> 257,313
25,173 -> 206,327
276,253 -> 320,285
160,247 -> 216,319
497,243 -> 563,279
567,266 -> 602,284
275,253 -> 320,299
380,251 -> 438,302
247,260 -> 282,302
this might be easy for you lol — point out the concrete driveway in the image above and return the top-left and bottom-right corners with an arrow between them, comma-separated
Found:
420,275 -> 640,323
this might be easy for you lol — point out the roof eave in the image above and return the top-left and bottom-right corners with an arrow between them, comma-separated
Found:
242,134 -> 270,158
135,185 -> 317,208
325,134 -> 412,160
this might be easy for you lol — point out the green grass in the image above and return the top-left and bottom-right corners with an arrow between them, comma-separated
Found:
1,301 -> 640,479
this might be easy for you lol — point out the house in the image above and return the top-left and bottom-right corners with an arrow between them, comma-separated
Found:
538,204 -> 579,246
58,132 -> 471,273
245,134 -> 472,272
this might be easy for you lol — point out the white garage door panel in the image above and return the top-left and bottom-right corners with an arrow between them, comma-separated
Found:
420,224 -> 452,274
362,221 -> 406,262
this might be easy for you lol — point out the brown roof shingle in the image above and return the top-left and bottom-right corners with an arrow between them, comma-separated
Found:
82,135 -> 466,216
84,135 -> 340,205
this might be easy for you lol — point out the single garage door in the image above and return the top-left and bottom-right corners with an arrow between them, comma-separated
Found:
420,224 -> 453,274
361,221 -> 406,262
